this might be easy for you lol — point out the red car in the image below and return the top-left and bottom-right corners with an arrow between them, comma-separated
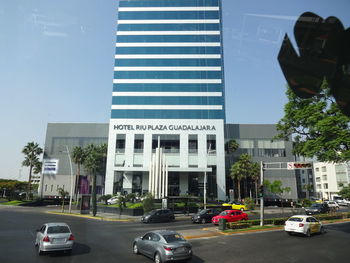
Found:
212,209 -> 248,225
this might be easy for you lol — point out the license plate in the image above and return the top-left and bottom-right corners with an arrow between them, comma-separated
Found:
177,247 -> 185,252
53,238 -> 65,243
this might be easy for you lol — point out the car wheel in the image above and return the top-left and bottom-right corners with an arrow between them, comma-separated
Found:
286,232 -> 293,236
201,218 -> 206,224
305,229 -> 311,237
320,226 -> 325,234
154,252 -> 162,263
133,243 -> 139,254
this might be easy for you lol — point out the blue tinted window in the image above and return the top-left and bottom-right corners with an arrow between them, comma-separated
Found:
115,59 -> 221,66
118,11 -> 219,20
113,84 -> 222,92
117,24 -> 220,31
119,0 -> 219,8
112,96 -> 223,105
116,35 -> 220,42
115,47 -> 221,54
114,71 -> 222,79
111,109 -> 224,119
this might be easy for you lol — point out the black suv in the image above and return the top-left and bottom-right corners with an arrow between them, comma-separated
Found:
141,209 -> 175,223
305,203 -> 330,215
191,208 -> 221,224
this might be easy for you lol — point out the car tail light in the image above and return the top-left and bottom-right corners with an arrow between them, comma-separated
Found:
42,236 -> 50,242
299,223 -> 304,227
68,234 -> 75,241
164,246 -> 173,251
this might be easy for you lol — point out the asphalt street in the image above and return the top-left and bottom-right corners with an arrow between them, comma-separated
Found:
0,206 -> 349,263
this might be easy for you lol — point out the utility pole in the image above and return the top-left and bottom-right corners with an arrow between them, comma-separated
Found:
260,161 -> 264,226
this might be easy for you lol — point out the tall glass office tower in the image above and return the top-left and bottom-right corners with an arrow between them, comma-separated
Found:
105,0 -> 227,200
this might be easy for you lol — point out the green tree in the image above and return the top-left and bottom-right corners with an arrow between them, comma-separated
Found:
84,147 -> 100,217
230,154 -> 252,200
275,82 -> 350,162
22,142 -> 43,200
228,139 -> 239,153
142,193 -> 154,213
338,186 -> 350,199
250,162 -> 261,204
303,184 -> 314,199
83,143 -> 108,217
72,146 -> 86,199
264,180 -> 291,215
117,195 -> 126,217
57,187 -> 69,213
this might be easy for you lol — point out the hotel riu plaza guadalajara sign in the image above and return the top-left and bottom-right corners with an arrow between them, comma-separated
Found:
114,124 -> 217,131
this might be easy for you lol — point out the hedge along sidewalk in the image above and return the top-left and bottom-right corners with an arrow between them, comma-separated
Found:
46,211 -> 136,222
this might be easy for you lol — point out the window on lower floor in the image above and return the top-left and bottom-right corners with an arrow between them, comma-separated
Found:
152,134 -> 180,153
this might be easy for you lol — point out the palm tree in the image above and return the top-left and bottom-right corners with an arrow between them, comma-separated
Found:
227,139 -> 239,199
72,146 -> 86,200
230,154 -> 252,200
250,162 -> 261,204
228,139 -> 239,153
84,145 -> 101,216
22,142 -> 43,200
57,187 -> 69,212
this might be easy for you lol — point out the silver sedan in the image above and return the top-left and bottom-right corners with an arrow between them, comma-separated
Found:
35,222 -> 74,255
133,230 -> 192,263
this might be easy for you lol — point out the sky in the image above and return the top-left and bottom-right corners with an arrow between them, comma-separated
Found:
1,0 -> 349,180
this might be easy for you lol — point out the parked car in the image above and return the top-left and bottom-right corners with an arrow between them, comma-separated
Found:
211,209 -> 248,225
35,222 -> 74,255
284,215 -> 325,237
107,196 -> 119,205
191,208 -> 221,224
304,203 -> 330,215
333,197 -> 350,206
325,200 -> 339,210
222,201 -> 248,211
141,209 -> 175,223
133,230 -> 192,263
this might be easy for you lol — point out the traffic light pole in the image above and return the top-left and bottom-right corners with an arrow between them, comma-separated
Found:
260,161 -> 264,226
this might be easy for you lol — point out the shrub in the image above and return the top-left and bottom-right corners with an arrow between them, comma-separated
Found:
128,202 -> 143,209
142,193 -> 154,213
314,213 -> 344,221
243,197 -> 255,210
273,218 -> 288,225
100,194 -> 112,205
227,222 -> 252,229
300,198 -> 312,207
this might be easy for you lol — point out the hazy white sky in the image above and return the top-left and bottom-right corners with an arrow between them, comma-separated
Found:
1,0 -> 349,180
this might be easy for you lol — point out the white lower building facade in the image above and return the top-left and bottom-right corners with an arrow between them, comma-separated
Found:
313,162 -> 350,200
105,119 -> 226,200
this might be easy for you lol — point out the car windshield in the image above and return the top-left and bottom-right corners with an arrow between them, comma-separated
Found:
199,209 -> 210,215
219,211 -> 228,216
310,204 -> 321,208
288,217 -> 303,222
47,225 -> 70,234
163,233 -> 185,243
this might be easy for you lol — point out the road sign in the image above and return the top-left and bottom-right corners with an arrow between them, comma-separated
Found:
287,162 -> 313,170
43,159 -> 59,174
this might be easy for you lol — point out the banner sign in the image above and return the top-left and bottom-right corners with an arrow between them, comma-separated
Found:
114,124 -> 216,131
43,159 -> 59,174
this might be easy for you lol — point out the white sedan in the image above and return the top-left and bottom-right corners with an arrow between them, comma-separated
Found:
284,215 -> 325,237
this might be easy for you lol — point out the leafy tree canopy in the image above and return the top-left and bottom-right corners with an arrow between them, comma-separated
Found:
338,186 -> 350,199
275,82 -> 350,162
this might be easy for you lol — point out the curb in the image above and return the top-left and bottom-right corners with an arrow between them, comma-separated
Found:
46,211 -> 135,222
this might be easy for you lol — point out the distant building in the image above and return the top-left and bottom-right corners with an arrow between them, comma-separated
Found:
313,162 -> 350,200
40,123 -> 298,201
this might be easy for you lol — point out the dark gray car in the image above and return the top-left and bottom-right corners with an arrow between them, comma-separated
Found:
133,230 -> 192,263
141,209 -> 175,223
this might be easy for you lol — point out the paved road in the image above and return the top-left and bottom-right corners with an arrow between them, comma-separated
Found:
0,206 -> 349,263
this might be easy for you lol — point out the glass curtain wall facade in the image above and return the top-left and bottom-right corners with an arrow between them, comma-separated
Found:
105,0 -> 226,200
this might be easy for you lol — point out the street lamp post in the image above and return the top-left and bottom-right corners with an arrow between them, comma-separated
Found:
64,145 -> 74,214
204,144 -> 213,210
